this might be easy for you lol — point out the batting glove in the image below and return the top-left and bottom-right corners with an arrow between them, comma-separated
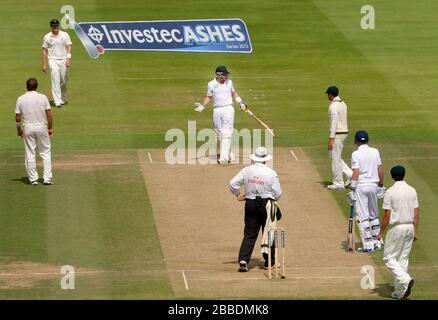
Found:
377,186 -> 386,199
347,191 -> 357,207
239,102 -> 247,111
194,102 -> 205,113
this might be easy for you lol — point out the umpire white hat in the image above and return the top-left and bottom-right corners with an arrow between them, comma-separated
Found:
250,147 -> 272,162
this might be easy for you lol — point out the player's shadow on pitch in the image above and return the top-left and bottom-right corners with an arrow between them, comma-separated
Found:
223,258 -> 265,271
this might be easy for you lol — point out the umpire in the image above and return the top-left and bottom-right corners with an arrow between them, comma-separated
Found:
229,147 -> 282,272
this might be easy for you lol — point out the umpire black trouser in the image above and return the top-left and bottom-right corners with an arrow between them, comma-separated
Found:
238,197 -> 275,265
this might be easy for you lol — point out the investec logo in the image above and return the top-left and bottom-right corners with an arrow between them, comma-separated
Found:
86,24 -> 247,45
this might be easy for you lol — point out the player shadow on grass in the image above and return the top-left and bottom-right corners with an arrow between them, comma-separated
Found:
223,258 -> 265,271
318,180 -> 332,188
12,177 -> 39,185
370,283 -> 393,299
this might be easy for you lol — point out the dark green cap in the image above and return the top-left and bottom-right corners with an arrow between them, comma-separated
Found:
325,86 -> 339,96
390,165 -> 405,178
50,19 -> 60,27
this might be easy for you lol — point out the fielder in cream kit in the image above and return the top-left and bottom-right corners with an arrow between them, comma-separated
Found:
195,66 -> 247,164
15,78 -> 53,185
326,86 -> 353,189
42,19 -> 72,108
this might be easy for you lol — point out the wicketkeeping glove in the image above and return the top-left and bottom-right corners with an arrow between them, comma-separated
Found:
239,102 -> 247,111
194,102 -> 205,113
377,186 -> 386,199
347,191 -> 357,207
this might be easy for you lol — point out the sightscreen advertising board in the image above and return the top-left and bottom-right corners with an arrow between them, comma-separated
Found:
76,19 -> 252,56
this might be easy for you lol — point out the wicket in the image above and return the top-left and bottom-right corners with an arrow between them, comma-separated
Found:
267,227 -> 286,279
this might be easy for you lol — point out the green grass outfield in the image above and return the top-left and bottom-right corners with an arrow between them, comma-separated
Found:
0,0 -> 437,298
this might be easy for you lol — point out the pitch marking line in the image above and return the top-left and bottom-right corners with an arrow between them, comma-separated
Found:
147,152 -> 153,164
181,270 -> 189,291
289,150 -> 299,161
1,162 -> 135,167
188,275 -> 362,281
117,76 -> 288,81
0,265 -> 436,278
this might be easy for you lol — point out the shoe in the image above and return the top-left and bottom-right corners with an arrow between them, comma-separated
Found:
239,261 -> 248,272
403,279 -> 414,299
357,247 -> 375,253
43,179 -> 53,185
30,180 -> 38,186
327,184 -> 345,190
391,291 -> 403,300
345,177 -> 352,187
61,101 -> 67,105
55,104 -> 62,108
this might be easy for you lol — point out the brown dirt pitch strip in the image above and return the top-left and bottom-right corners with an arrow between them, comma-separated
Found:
139,148 -> 382,299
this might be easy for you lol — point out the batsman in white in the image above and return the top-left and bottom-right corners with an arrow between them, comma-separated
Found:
195,66 -> 247,164
325,86 -> 353,190
347,130 -> 385,252
15,78 -> 53,185
377,165 -> 419,299
42,19 -> 72,108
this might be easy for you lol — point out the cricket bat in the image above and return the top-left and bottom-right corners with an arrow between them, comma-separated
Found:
65,15 -> 100,59
245,107 -> 275,137
347,205 -> 355,252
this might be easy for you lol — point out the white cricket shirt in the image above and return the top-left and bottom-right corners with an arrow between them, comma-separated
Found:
42,31 -> 72,60
207,79 -> 235,108
15,91 -> 51,126
351,144 -> 382,184
328,96 -> 348,138
383,181 -> 418,225
229,163 -> 282,200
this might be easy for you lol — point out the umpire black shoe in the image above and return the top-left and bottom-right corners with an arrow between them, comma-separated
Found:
239,261 -> 248,272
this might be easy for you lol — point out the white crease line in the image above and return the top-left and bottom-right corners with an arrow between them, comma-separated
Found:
117,76 -> 290,81
188,275 -> 362,281
0,270 -> 118,277
168,265 -> 438,272
182,270 -> 189,291
1,265 -> 436,278
1,162 -> 134,167
147,152 -> 153,164
289,150 -> 299,161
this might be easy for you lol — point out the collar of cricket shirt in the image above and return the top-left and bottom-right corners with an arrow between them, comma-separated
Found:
330,96 -> 342,104
357,144 -> 369,150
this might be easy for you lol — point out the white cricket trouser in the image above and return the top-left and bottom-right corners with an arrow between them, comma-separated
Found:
329,134 -> 352,186
213,105 -> 235,164
383,224 -> 414,296
49,59 -> 68,105
23,125 -> 52,182
355,183 -> 380,251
